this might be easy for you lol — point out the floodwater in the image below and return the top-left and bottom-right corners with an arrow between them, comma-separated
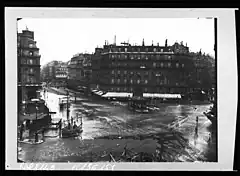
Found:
18,88 -> 217,162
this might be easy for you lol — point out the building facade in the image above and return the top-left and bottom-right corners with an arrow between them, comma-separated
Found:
55,62 -> 68,79
92,40 -> 214,95
41,60 -> 58,82
18,29 -> 41,105
67,53 -> 92,91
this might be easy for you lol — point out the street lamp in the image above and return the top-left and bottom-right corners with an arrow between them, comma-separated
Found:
31,98 -> 40,120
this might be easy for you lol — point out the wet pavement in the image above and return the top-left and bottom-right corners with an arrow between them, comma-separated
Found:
18,88 -> 217,162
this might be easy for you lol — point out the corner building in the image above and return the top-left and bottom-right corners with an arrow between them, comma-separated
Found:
92,40 -> 198,95
18,29 -> 41,105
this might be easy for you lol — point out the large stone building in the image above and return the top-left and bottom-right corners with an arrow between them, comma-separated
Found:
18,28 -> 41,105
91,39 -> 215,97
67,53 -> 92,92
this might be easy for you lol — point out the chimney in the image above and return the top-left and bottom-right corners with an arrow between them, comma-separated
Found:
114,35 -> 116,45
165,39 -> 168,47
142,39 -> 145,46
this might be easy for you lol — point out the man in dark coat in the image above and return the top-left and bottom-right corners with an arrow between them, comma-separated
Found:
19,123 -> 24,141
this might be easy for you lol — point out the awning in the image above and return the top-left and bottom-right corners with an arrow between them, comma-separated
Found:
102,92 -> 133,98
143,93 -> 181,99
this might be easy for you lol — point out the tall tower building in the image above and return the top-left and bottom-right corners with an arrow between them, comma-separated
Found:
17,28 -> 41,106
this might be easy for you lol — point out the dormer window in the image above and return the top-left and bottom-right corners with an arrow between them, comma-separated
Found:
153,48 -> 157,52
125,48 -> 127,52
161,49 -> 163,52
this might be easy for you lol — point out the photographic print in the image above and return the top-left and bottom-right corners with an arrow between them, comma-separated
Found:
5,8 -> 238,171
16,17 -> 217,163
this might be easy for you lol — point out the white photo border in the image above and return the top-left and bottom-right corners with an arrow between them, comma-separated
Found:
5,8 -> 238,171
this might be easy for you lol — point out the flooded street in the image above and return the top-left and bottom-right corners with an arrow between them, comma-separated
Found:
18,88 -> 217,162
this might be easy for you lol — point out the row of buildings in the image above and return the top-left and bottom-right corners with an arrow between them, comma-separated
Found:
91,39 -> 215,97
40,39 -> 215,98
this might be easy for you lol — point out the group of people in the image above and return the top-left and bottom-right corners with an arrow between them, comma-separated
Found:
61,115 -> 83,131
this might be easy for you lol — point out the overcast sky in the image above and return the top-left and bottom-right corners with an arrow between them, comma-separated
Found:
17,18 -> 215,66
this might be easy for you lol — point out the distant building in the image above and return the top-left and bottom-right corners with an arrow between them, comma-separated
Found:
55,63 -> 68,79
67,53 -> 93,91
18,28 -> 41,105
41,60 -> 58,82
91,39 -> 214,97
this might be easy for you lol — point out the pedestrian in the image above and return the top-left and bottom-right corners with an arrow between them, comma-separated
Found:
35,132 -> 38,143
207,132 -> 211,144
42,128 -> 45,141
71,116 -> 73,124
68,122 -> 71,130
73,121 -> 77,129
196,116 -> 199,123
19,123 -> 24,141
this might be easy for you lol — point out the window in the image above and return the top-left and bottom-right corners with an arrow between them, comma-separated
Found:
124,70 -> 127,74
130,79 -> 133,84
124,79 -> 127,83
118,70 -> 120,74
153,62 -> 156,67
144,88 -> 148,92
182,63 -> 185,67
145,80 -> 148,84
176,63 -> 179,68
160,62 -> 164,67
111,70 -> 114,74
30,68 -> 34,73
168,63 -> 171,67
125,48 -> 127,52
153,48 -> 157,52
161,49 -> 163,52
117,79 -> 120,84
137,80 -> 140,84
29,52 -> 33,56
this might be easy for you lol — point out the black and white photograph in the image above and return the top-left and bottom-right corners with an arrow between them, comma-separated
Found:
5,8 -> 238,170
